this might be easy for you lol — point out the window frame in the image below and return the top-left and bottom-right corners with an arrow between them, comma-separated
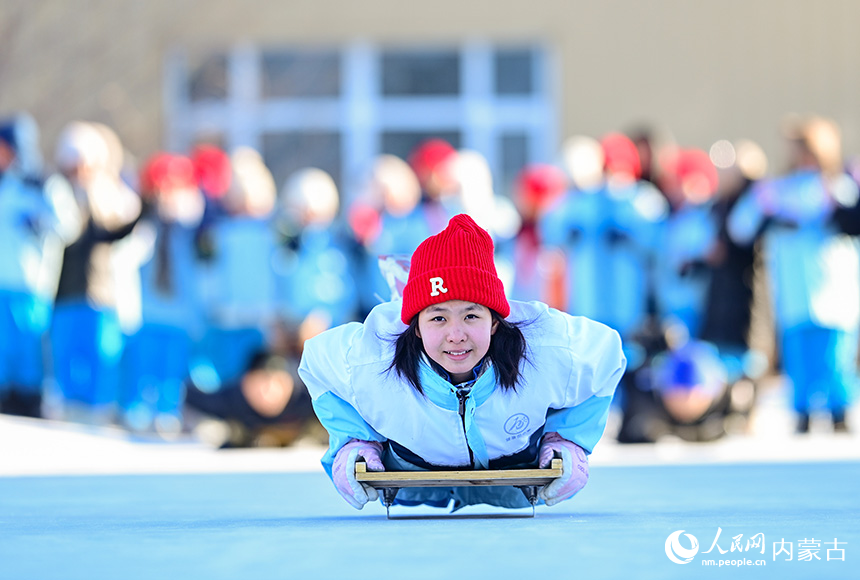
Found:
164,41 -> 557,200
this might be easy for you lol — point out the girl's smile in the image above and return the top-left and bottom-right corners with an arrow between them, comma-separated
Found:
416,300 -> 498,383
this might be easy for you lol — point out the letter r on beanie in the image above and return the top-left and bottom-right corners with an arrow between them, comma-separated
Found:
429,277 -> 448,297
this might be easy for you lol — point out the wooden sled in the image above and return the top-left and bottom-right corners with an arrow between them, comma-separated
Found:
355,458 -> 563,517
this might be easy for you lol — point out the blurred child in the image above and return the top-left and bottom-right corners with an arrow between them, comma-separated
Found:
274,167 -> 359,343
0,114 -> 79,417
50,121 -> 141,422
120,153 -> 206,433
185,350 -> 320,448
189,143 -> 232,261
728,116 -> 860,432
699,140 -> 770,394
499,162 -> 567,302
542,133 -> 667,356
654,148 -> 720,338
348,154 -> 432,316
452,149 -> 520,244
197,147 -> 279,386
408,138 -> 463,233
618,328 -> 735,443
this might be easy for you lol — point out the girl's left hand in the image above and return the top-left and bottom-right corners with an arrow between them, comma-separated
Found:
537,432 -> 589,506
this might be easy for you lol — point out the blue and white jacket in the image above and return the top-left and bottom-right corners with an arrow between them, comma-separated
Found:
299,299 -> 626,479
728,170 -> 860,333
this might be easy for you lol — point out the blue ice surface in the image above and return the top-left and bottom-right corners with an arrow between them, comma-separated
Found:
1,461 -> 857,580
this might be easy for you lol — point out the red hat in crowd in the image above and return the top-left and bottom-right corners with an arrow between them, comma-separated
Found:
191,144 -> 232,199
515,163 -> 568,210
407,138 -> 457,189
600,132 -> 642,180
677,148 -> 719,195
139,153 -> 196,198
401,214 -> 509,324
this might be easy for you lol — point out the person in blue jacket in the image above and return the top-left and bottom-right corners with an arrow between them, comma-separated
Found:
299,214 -> 626,511
0,114 -> 79,417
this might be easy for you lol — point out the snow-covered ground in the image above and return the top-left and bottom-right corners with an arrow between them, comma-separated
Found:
1,378 -> 858,477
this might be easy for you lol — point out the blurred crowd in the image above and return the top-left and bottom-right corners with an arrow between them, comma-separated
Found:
1,111 -> 858,447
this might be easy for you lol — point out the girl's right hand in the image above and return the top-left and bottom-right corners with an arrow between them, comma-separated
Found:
332,439 -> 385,509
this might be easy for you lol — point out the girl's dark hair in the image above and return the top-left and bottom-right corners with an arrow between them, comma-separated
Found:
386,309 -> 529,395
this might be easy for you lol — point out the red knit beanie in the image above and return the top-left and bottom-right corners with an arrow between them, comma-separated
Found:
401,214 -> 509,324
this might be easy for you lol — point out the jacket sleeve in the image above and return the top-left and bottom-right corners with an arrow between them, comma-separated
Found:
298,322 -> 386,478
727,183 -> 768,245
544,315 -> 626,454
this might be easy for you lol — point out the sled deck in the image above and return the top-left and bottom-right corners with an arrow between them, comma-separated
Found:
355,459 -> 563,517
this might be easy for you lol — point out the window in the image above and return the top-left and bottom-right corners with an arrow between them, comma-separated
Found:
188,54 -> 228,102
499,132 -> 530,197
262,131 -> 342,191
261,50 -> 341,98
381,51 -> 460,96
167,43 -> 553,202
494,49 -> 533,96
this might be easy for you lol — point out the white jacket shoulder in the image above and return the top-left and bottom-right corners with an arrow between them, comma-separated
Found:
509,300 -> 622,350
299,301 -> 406,400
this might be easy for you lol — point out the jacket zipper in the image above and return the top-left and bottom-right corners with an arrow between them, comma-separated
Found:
455,386 -> 474,466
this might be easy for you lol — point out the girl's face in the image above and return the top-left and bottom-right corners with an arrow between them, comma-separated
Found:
416,300 -> 498,384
